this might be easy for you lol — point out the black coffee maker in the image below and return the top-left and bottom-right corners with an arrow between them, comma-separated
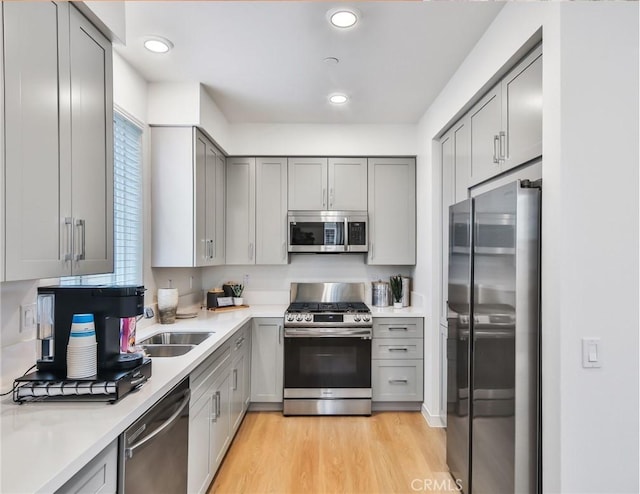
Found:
37,285 -> 146,374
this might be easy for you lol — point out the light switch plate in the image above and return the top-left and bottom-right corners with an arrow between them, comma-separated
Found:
20,303 -> 37,333
582,337 -> 602,368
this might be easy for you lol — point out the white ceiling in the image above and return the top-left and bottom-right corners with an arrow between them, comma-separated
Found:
115,1 -> 505,124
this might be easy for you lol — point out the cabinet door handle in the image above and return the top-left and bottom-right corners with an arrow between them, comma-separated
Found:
64,217 -> 73,262
493,135 -> 500,164
388,378 -> 409,384
211,392 -> 218,422
233,369 -> 238,391
370,242 -> 374,260
322,188 -> 326,209
235,336 -> 244,348
388,327 -> 408,332
216,390 -> 221,418
74,219 -> 86,261
282,242 -> 286,261
499,131 -> 506,161
248,243 -> 254,261
329,188 -> 334,209
278,324 -> 283,344
389,347 -> 409,352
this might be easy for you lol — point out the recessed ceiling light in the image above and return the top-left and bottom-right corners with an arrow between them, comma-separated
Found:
323,57 -> 340,65
329,94 -> 348,105
144,37 -> 173,54
329,10 -> 358,29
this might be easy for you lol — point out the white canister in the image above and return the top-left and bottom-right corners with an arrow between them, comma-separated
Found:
157,288 -> 179,324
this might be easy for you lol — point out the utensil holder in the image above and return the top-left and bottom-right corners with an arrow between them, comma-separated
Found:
157,288 -> 178,324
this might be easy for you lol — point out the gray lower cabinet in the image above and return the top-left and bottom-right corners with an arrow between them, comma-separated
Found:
372,318 -> 424,403
250,318 -> 284,403
440,118 -> 470,325
372,359 -> 424,402
188,345 -> 231,494
3,2 -> 113,280
187,324 -> 252,494
230,322 -> 251,433
56,440 -> 117,494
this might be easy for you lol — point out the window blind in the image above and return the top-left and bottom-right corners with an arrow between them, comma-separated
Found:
62,111 -> 143,286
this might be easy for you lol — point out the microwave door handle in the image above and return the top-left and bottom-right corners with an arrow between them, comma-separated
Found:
344,218 -> 349,251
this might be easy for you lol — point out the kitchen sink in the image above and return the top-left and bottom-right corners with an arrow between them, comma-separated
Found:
139,332 -> 215,346
141,344 -> 195,358
139,332 -> 215,357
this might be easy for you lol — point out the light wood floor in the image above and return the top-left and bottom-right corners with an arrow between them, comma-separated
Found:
209,411 -> 455,494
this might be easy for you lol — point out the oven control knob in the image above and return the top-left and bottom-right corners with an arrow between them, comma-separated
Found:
296,314 -> 303,322
305,314 -> 312,322
354,315 -> 361,322
286,314 -> 294,322
363,315 -> 371,322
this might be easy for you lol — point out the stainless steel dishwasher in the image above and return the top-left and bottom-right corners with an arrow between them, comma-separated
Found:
119,377 -> 190,493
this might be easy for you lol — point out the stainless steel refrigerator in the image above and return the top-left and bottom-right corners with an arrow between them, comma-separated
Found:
446,180 -> 541,494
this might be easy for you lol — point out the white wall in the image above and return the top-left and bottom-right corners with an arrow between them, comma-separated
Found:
227,123 -> 417,156
414,2 -> 638,493
556,4 -> 638,492
147,82 -> 232,152
78,1 -> 126,44
117,59 -> 203,309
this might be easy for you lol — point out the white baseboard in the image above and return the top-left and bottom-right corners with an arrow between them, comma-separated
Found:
421,403 -> 446,428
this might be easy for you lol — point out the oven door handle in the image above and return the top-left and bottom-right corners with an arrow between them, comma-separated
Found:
284,328 -> 372,338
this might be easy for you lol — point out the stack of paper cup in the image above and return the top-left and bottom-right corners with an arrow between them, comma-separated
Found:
67,314 -> 97,379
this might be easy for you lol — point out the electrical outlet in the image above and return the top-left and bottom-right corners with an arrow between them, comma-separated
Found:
21,303 -> 37,333
243,274 -> 250,286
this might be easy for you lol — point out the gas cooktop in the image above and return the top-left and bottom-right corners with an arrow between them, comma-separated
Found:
286,301 -> 370,313
285,282 -> 372,327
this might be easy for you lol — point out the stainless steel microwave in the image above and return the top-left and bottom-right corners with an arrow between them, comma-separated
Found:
288,211 -> 368,253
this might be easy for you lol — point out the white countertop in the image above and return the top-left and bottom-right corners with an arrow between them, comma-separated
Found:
0,304 -> 424,494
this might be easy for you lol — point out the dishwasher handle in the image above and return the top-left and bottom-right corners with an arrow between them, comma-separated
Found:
125,389 -> 190,460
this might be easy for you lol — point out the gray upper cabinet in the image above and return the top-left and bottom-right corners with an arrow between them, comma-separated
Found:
196,132 -> 225,266
287,157 -> 328,210
3,2 -> 113,280
226,157 -> 288,265
367,158 -> 416,265
151,127 -> 224,267
328,158 -> 368,210
440,119 -> 470,324
225,157 -> 256,264
214,152 -> 226,265
255,157 -> 288,265
69,6 -> 114,276
501,47 -> 542,171
469,45 -> 542,187
469,85 -> 502,186
288,157 -> 367,211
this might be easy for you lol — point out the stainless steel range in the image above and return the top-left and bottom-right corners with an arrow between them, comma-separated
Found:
283,282 -> 372,416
